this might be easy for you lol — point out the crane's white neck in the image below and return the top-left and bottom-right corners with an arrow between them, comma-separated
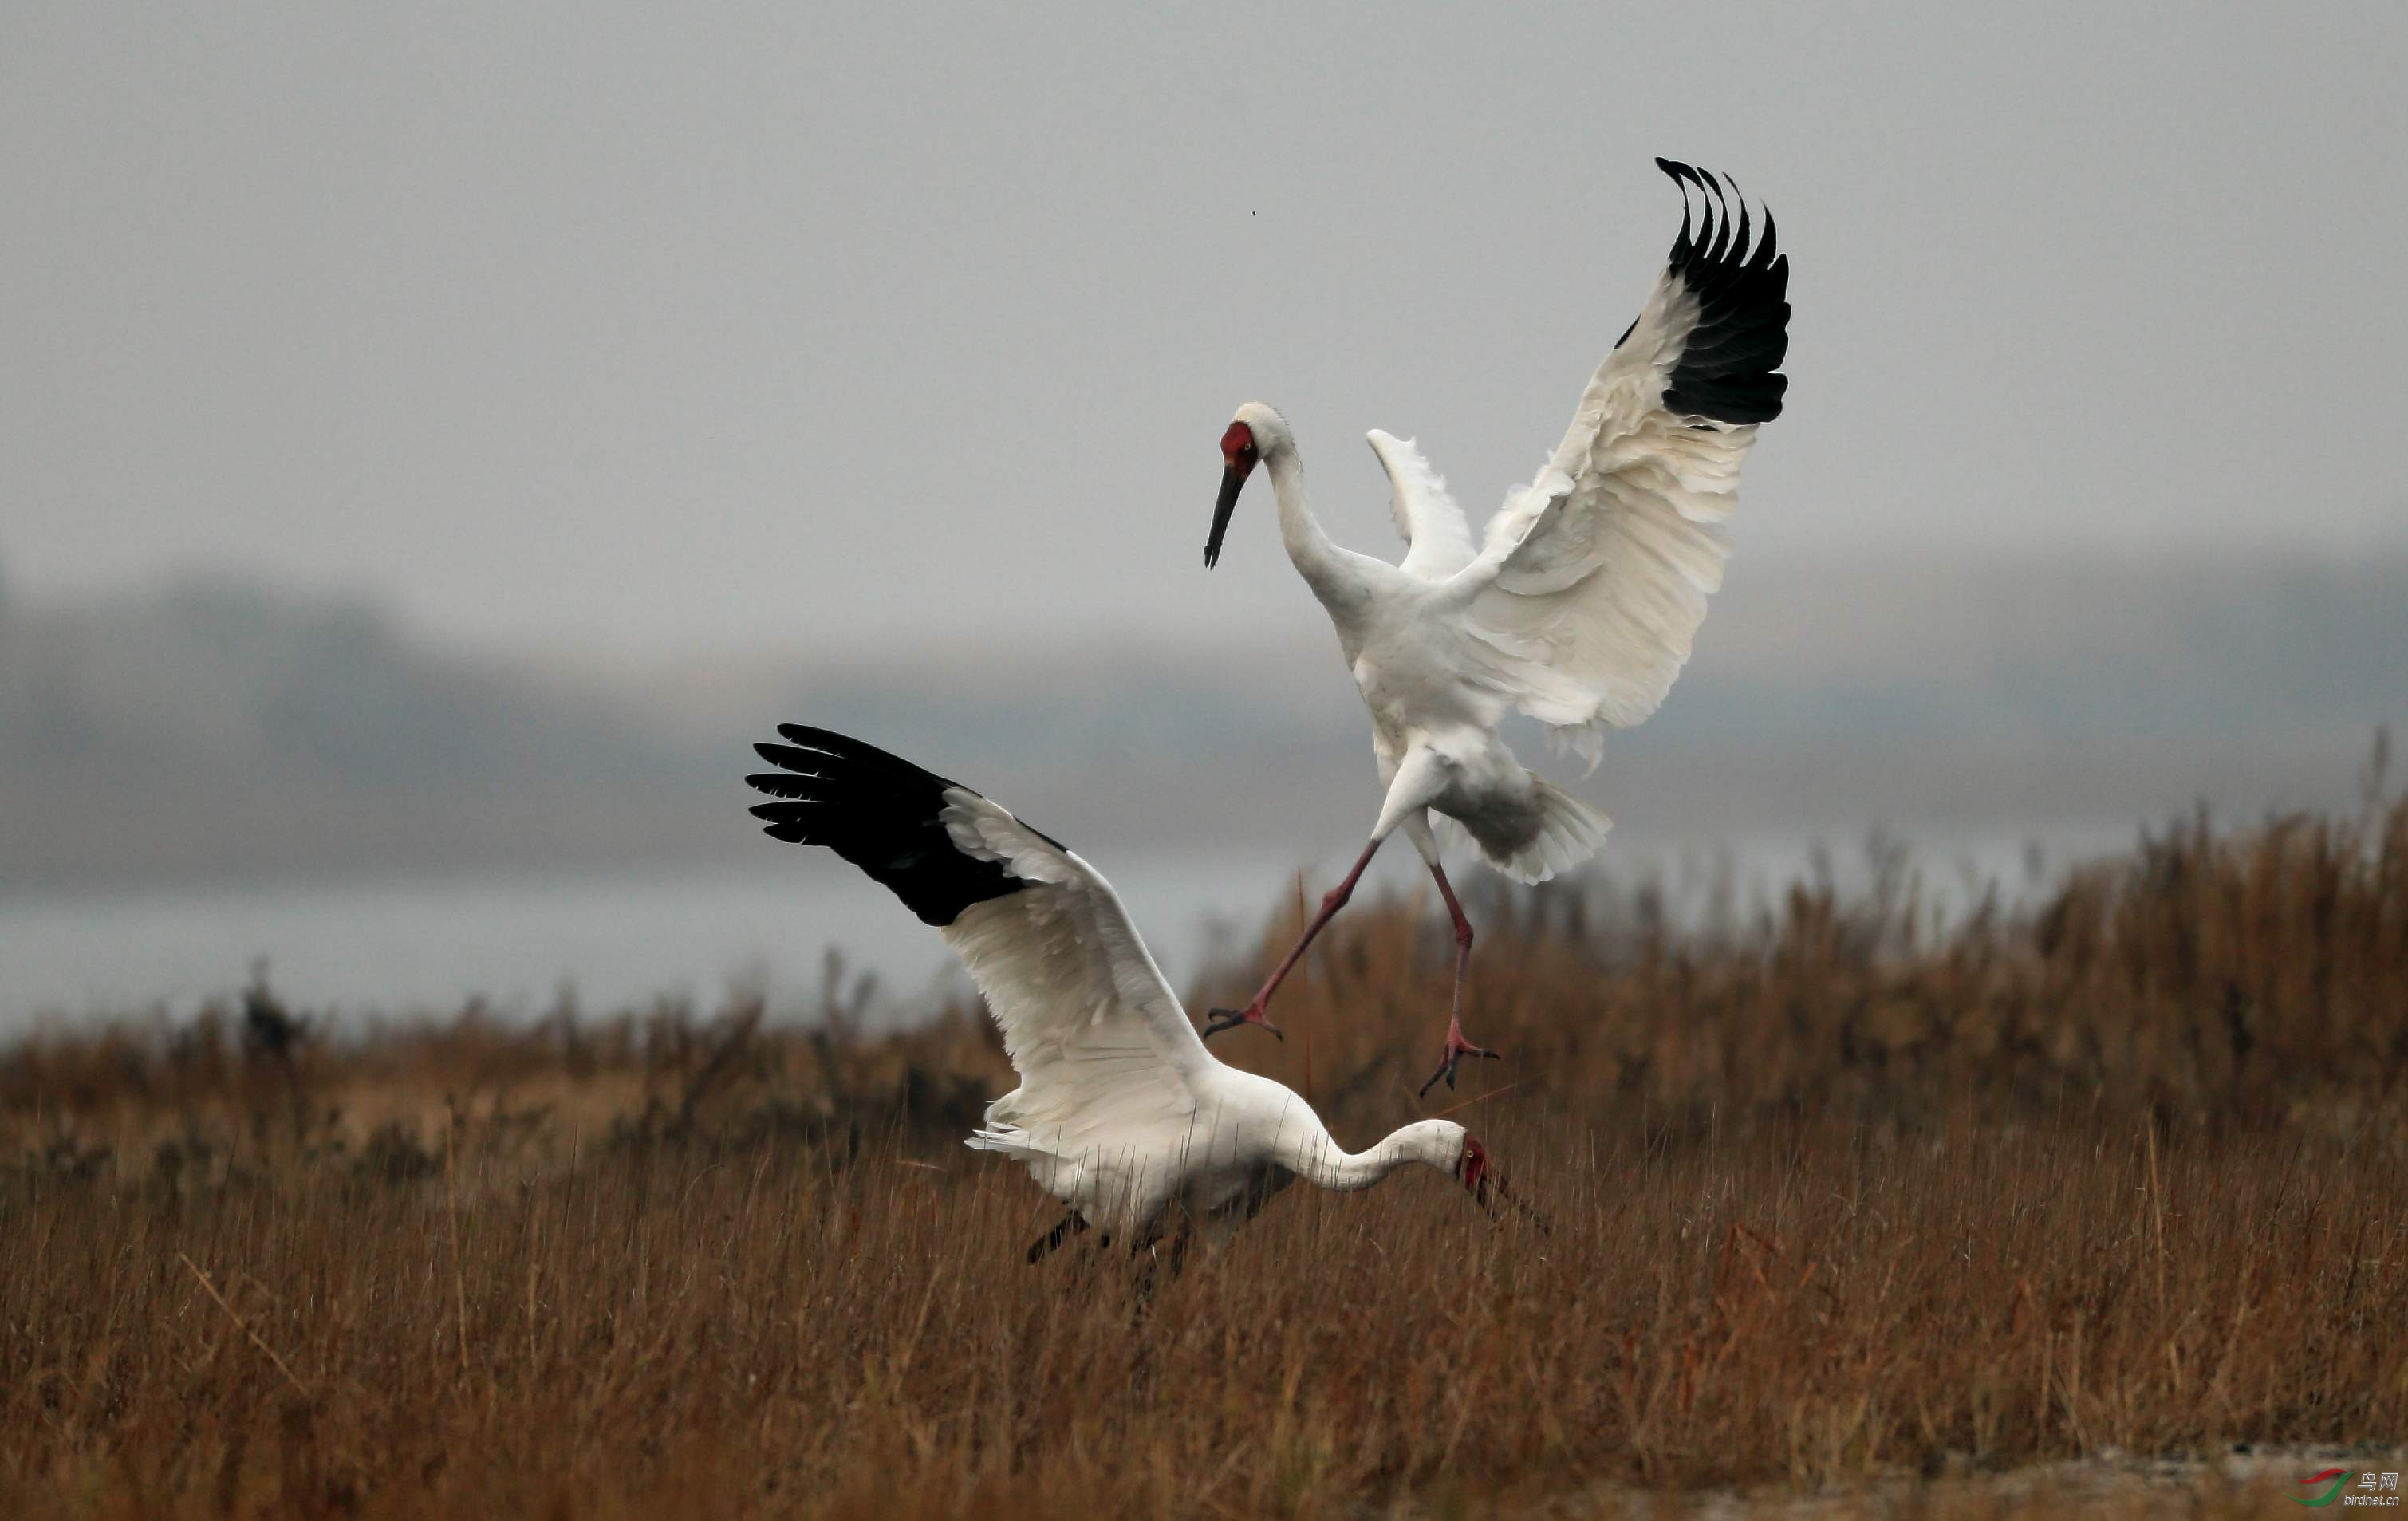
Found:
1261,443 -> 1317,555
1281,1117 -> 1463,1194
1259,439 -> 1362,611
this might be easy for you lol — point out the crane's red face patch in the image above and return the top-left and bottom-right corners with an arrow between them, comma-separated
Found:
1220,420 -> 1259,471
1456,1136 -> 1491,1208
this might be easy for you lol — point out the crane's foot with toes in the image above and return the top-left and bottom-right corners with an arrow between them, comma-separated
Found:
1419,1016 -> 1500,1097
1202,1003 -> 1283,1042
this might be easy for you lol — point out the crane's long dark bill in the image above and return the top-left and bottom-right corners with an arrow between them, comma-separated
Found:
1496,1179 -> 1552,1235
1204,464 -> 1245,569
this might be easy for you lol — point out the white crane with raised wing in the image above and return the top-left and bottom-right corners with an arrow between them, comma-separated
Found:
1201,159 -> 1791,1094
745,724 -> 1507,1261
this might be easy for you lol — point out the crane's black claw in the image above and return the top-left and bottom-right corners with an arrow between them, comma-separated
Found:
1203,1007 -> 1283,1042
1418,1037 -> 1500,1098
1418,1057 -> 1458,1098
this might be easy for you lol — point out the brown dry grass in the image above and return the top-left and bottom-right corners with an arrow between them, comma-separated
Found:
4,792 -> 2406,1518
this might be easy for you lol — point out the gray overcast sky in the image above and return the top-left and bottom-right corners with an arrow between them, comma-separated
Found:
5,2 -> 2403,662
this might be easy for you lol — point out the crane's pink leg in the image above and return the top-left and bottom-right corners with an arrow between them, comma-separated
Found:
1204,837 -> 1384,1042
1417,859 -> 1500,1096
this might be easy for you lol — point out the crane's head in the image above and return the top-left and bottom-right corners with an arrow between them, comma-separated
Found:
1445,1128 -> 1550,1232
1204,402 -> 1289,569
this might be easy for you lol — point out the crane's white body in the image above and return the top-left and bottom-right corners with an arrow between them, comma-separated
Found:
1248,424 -> 1617,885
940,799 -> 1470,1241
746,727 -> 1474,1248
1223,162 -> 1790,887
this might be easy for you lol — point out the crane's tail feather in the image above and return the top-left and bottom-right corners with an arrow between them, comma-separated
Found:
1473,777 -> 1610,885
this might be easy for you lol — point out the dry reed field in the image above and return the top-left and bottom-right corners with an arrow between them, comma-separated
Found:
5,790 -> 2406,1518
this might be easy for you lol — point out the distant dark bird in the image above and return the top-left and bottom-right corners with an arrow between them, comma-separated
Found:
1201,159 -> 1791,1094
744,726 -> 1506,1260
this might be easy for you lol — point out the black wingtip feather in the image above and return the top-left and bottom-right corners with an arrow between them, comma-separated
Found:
1701,172 -> 1735,267
742,725 -> 1035,927
1653,159 -> 1790,426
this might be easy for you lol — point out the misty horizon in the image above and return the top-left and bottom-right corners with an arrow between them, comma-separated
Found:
3,544 -> 2398,894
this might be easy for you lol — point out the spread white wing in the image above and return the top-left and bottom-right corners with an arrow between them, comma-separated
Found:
1449,160 -> 1790,770
746,726 -> 1209,1158
1368,429 -> 1478,581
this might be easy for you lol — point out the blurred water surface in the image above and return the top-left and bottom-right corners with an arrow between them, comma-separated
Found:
0,825 -> 2133,1034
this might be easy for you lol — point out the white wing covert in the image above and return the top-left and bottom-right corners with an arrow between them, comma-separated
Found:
1452,160 -> 1789,770
745,727 -> 1209,1153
